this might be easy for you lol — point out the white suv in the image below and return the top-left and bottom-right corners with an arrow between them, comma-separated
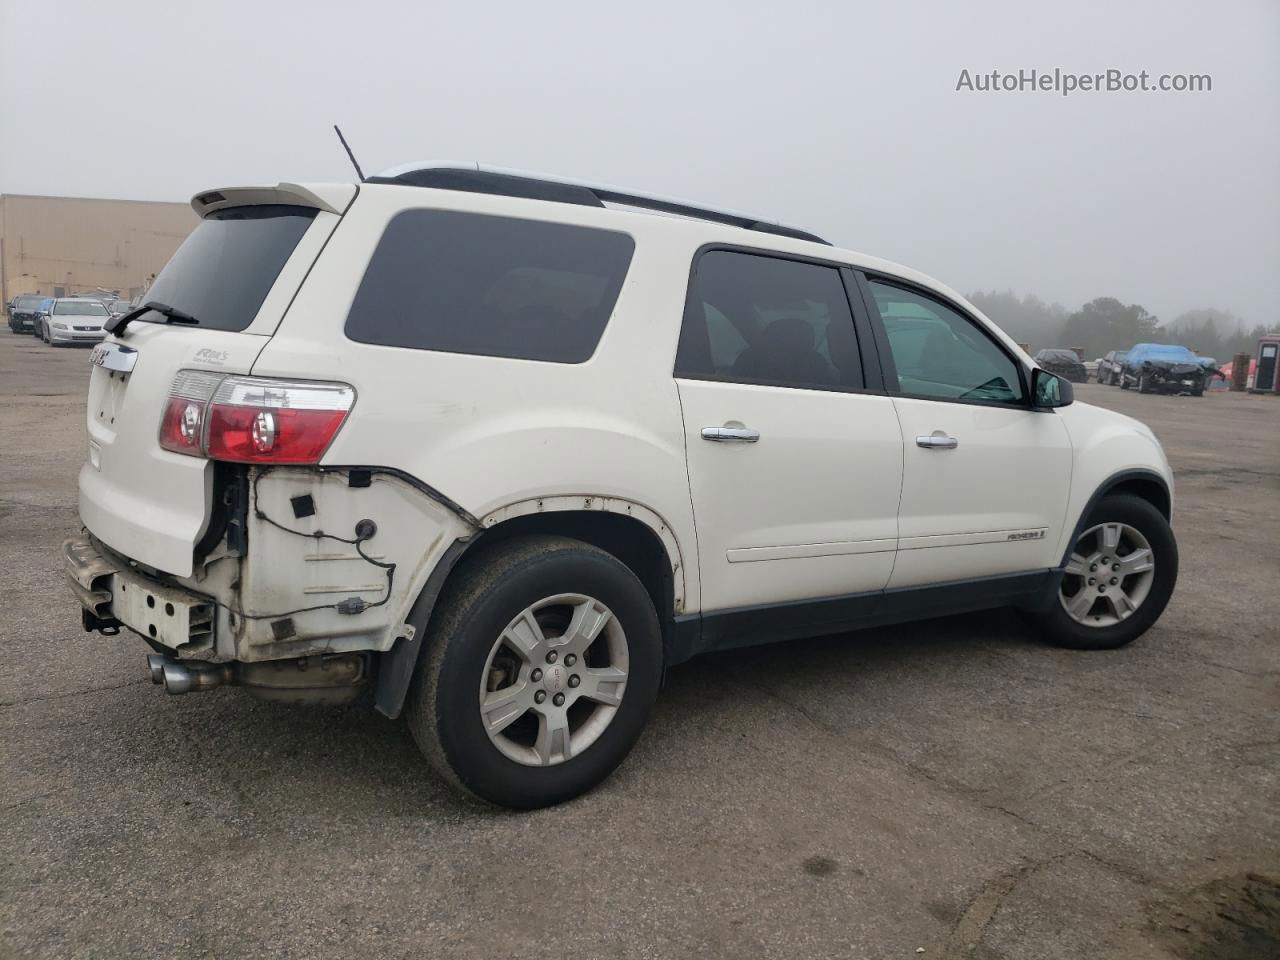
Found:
66,166 -> 1178,807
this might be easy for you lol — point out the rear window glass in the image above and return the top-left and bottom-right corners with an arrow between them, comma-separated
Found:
345,209 -> 634,363
141,205 -> 317,332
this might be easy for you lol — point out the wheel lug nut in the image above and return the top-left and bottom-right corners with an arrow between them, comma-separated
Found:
568,675 -> 580,688
1112,564 -> 1120,572
1090,564 -> 1098,572
564,654 -> 577,666
1110,577 -> 1118,585
531,668 -> 543,682
1102,557 -> 1110,564
1088,578 -> 1095,585
546,650 -> 558,664
534,690 -> 546,704
1097,585 -> 1106,593
553,693 -> 565,707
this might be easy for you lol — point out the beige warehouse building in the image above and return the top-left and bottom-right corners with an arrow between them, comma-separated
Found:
0,194 -> 198,303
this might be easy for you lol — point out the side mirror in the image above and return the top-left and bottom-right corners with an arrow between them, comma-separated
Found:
1032,368 -> 1073,408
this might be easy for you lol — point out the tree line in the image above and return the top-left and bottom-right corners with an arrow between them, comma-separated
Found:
967,291 -> 1277,362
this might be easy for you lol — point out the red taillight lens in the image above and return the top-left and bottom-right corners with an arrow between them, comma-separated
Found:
158,372 -> 354,465
159,370 -> 224,457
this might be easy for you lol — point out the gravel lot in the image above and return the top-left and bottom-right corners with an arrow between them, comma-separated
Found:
2,331 -> 1277,959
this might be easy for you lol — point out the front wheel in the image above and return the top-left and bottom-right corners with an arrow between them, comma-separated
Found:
1138,372 -> 1151,393
1026,494 -> 1177,650
1119,374 -> 1130,390
406,535 -> 663,808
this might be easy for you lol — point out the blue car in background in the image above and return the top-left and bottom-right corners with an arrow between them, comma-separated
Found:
1120,343 -> 1211,396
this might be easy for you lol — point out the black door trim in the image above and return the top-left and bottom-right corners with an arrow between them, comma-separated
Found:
665,568 -> 1056,665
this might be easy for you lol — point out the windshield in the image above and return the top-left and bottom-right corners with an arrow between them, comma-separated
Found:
15,296 -> 46,309
142,204 -> 317,331
1041,349 -> 1079,362
1136,344 -> 1197,362
54,301 -> 109,316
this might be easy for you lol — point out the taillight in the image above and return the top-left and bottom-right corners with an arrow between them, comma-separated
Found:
159,372 -> 354,464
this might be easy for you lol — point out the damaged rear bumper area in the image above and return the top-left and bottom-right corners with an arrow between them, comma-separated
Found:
64,533 -> 370,704
65,466 -> 477,706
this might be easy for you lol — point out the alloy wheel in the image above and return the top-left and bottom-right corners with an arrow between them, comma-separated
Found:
1060,522 -> 1156,627
479,593 -> 629,766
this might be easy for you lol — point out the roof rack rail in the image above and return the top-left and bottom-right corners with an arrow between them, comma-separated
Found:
366,163 -> 830,245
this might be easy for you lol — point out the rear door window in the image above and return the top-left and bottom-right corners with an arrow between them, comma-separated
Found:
142,205 -> 318,332
345,209 -> 635,363
675,250 -> 864,391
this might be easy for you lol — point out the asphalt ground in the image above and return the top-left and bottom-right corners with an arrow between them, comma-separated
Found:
1,330 -> 1277,959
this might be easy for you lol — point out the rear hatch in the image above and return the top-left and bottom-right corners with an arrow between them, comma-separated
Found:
79,183 -> 355,577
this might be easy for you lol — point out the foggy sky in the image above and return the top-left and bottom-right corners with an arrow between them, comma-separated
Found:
2,0 -> 1277,327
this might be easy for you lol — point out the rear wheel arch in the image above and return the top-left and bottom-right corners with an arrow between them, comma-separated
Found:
375,499 -> 686,719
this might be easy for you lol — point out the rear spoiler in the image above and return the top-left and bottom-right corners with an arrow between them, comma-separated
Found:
190,182 -> 357,218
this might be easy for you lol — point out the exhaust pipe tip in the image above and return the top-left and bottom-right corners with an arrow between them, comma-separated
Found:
146,654 -> 168,685
161,662 -> 195,695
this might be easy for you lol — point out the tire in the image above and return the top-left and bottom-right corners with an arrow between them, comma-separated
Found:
1138,372 -> 1151,393
1119,374 -> 1130,390
1026,494 -> 1177,650
405,535 -> 663,808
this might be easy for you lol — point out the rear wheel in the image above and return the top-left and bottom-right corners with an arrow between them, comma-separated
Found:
406,535 -> 663,808
1026,494 -> 1177,650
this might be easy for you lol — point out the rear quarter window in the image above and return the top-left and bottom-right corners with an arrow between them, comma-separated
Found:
344,209 -> 634,363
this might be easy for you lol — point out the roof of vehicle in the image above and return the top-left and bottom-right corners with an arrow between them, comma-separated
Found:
367,163 -> 830,245
1037,348 -> 1080,360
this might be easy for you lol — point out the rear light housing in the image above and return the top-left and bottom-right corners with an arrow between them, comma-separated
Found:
159,371 -> 354,464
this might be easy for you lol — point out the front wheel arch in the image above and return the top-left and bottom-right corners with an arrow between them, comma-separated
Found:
1058,470 -> 1171,569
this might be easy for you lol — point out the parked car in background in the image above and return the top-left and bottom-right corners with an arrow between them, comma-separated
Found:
64,167 -> 1179,808
39,298 -> 111,345
8,295 -> 53,334
1097,349 -> 1128,385
1033,348 -> 1088,382
1120,343 -> 1209,395
107,300 -> 135,318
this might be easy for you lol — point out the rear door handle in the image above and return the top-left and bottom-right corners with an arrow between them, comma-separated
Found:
702,426 -> 760,443
916,434 -> 959,449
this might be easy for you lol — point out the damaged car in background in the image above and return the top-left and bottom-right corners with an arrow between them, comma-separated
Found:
64,169 -> 1179,808
1119,343 -> 1212,395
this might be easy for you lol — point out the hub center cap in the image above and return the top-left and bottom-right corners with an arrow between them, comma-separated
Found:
542,663 -> 567,693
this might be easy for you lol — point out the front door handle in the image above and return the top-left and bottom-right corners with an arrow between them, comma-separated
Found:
916,433 -> 959,450
702,426 -> 760,443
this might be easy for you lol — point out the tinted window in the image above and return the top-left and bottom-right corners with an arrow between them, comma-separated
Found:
142,205 -> 317,332
676,251 -> 862,390
868,280 -> 1024,404
345,209 -> 634,364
